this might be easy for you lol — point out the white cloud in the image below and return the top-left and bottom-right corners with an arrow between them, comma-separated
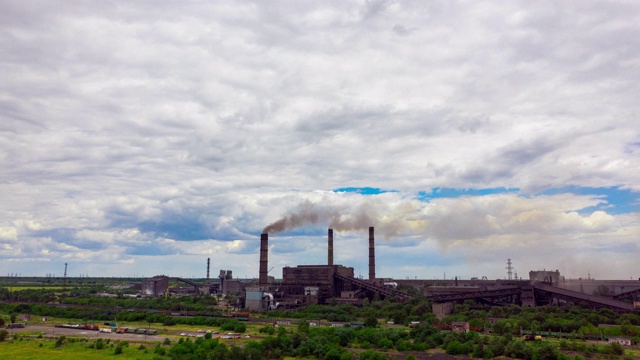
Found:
0,0 -> 638,279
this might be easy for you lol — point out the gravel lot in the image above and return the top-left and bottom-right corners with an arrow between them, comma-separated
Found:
8,325 -> 166,342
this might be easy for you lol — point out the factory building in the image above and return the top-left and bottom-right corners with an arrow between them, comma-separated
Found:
141,275 -> 169,296
247,228 -> 383,310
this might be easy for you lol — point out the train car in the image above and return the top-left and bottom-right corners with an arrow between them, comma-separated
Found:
6,323 -> 26,329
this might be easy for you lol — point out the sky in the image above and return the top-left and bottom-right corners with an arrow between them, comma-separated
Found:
1,0 -> 639,281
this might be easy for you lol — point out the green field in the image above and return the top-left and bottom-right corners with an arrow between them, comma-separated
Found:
3,286 -> 66,291
0,338 -> 169,359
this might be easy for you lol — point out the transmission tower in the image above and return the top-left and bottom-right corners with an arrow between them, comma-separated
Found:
506,259 -> 513,280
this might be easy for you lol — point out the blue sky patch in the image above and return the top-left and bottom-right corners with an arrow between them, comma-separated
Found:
414,186 -> 637,214
333,187 -> 397,195
418,187 -> 520,201
536,186 -> 638,214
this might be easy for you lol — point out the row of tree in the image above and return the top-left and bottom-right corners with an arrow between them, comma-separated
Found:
161,320 -> 631,360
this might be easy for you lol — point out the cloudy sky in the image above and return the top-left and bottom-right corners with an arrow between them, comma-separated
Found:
1,0 -> 638,281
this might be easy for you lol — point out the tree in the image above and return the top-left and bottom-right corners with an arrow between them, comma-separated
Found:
472,344 -> 484,358
10,313 -> 17,324
535,343 -> 559,360
445,340 -> 469,355
0,330 -> 8,342
298,320 -> 310,334
325,348 -> 343,360
364,315 -> 378,328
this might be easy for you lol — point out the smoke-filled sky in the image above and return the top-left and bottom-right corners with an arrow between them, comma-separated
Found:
1,1 -> 639,280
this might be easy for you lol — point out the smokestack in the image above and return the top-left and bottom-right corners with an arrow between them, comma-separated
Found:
259,233 -> 268,285
328,228 -> 334,266
207,258 -> 210,280
369,226 -> 375,281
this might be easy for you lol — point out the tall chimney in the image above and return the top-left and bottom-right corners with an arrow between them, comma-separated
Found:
328,228 -> 334,266
207,258 -> 210,280
369,226 -> 375,281
259,233 -> 269,285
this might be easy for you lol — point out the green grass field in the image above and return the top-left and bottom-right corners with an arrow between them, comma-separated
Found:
3,286 -> 66,291
0,338 -> 169,359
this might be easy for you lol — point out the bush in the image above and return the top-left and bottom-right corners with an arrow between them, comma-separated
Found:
377,337 -> 393,350
608,342 -> 624,356
358,349 -> 386,360
446,340 -> 469,356
233,322 -> 247,333
0,330 -> 8,342
163,337 -> 171,345
472,344 -> 484,358
395,339 -> 413,351
341,351 -> 355,360
325,348 -> 343,360
55,336 -> 66,347
534,343 -> 559,360
114,344 -> 123,355
259,325 -> 276,335
154,344 -> 166,356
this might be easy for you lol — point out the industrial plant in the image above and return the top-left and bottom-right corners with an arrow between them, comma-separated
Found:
141,226 -> 640,315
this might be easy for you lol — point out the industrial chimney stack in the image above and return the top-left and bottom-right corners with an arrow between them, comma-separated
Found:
207,258 -> 210,280
328,228 -> 334,266
259,233 -> 269,286
369,226 -> 375,281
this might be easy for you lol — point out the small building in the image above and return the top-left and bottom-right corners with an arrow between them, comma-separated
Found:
609,337 -> 632,346
452,322 -> 470,333
432,302 -> 454,319
18,314 -> 31,322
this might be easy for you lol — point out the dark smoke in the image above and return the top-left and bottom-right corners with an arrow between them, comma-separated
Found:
263,200 -> 337,234
262,199 -> 419,238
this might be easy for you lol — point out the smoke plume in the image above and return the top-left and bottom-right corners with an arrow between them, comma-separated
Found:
262,198 -> 424,238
